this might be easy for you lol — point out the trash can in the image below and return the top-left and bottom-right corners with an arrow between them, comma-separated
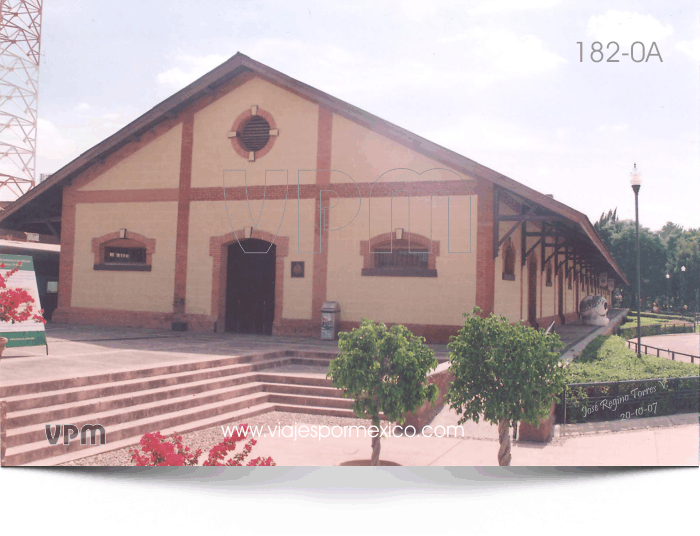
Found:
320,301 -> 341,340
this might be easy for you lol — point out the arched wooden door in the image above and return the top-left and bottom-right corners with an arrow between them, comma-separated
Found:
225,239 -> 276,334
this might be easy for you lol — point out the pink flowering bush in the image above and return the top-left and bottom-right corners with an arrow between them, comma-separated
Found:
129,424 -> 275,466
0,262 -> 46,325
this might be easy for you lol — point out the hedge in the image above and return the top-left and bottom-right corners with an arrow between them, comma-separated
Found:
559,336 -> 699,424
617,323 -> 694,341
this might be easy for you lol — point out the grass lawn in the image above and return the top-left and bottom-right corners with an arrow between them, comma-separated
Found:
567,335 -> 700,383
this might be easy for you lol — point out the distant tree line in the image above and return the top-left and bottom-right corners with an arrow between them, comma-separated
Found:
594,209 -> 700,313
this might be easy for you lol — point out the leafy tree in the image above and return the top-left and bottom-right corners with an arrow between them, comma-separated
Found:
594,208 -> 618,244
595,212 -> 699,312
594,218 -> 667,308
327,319 -> 438,466
446,308 -> 567,466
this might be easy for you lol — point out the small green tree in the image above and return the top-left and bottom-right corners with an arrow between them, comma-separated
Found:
327,319 -> 438,466
446,308 -> 567,466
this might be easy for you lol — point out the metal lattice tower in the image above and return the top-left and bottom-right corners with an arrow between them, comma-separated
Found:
0,0 -> 42,199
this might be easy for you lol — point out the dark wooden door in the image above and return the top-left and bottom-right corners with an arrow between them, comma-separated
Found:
225,239 -> 276,334
528,255 -> 538,328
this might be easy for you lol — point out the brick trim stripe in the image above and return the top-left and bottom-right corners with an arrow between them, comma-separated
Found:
475,178 -> 495,315
52,307 -> 215,331
75,189 -> 179,203
272,318 -> 464,344
311,106 -> 333,330
173,113 -> 195,316
190,179 -> 475,203
56,187 -> 77,311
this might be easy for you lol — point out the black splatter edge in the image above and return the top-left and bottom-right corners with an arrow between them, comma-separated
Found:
0,472 -> 255,534
442,472 -> 698,534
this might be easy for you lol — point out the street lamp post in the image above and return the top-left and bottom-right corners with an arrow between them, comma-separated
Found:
681,265 -> 686,313
630,163 -> 642,358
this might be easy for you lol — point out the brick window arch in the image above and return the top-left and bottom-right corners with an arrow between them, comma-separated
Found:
502,237 -> 516,281
360,231 -> 439,277
92,230 -> 155,271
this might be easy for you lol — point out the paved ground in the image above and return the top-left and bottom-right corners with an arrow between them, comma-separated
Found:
634,333 -> 700,363
0,312 -> 627,388
6,315 -> 696,467
248,422 -> 699,466
0,324 -> 340,387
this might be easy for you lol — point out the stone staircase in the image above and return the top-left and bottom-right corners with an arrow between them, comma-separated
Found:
0,348 -> 357,466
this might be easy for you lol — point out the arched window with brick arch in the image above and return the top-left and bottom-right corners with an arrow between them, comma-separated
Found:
92,230 -> 155,271
502,237 -> 516,281
360,231 -> 439,277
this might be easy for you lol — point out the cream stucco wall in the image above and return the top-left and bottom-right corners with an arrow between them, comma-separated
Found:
331,114 -> 476,186
325,193 -> 477,326
80,124 -> 182,191
323,112 -> 476,326
191,76 -> 319,189
71,202 -> 178,312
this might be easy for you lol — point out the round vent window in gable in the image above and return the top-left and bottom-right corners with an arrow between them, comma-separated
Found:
239,115 -> 271,152
228,107 -> 279,161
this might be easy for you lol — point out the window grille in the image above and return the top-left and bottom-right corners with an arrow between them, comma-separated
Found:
374,248 -> 429,270
239,116 -> 271,152
104,247 -> 147,264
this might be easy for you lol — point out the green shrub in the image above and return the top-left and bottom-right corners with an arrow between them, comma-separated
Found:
327,319 -> 438,466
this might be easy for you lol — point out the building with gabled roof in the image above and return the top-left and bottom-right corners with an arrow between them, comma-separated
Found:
0,53 -> 627,342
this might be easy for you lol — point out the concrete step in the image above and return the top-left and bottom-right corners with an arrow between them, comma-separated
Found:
5,383 -> 270,448
21,402 -> 277,467
273,403 -> 388,421
0,348 -> 349,466
3,356 -> 292,413
7,374 -> 264,430
255,372 -> 333,387
267,392 -> 354,410
4,392 -> 272,466
0,349 -> 291,398
5,365 -> 338,430
262,382 -> 344,399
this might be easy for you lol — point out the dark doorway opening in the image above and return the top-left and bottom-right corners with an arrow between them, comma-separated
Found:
558,267 -> 565,324
527,255 -> 538,329
225,238 -> 276,334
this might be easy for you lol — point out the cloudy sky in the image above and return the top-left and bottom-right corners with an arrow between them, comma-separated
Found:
17,0 -> 700,230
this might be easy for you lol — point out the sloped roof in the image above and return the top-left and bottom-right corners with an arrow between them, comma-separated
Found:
0,52 -> 627,284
